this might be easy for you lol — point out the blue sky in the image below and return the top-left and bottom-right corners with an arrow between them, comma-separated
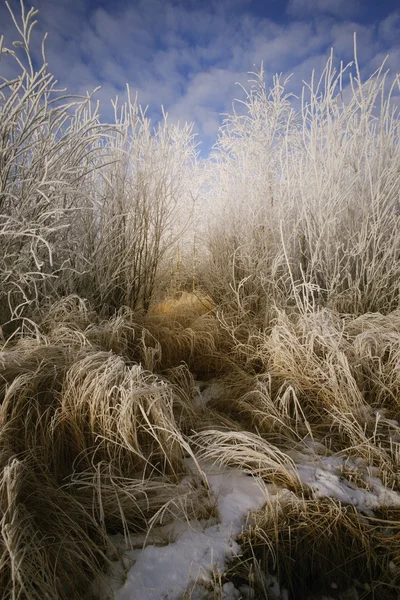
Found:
1,0 -> 399,154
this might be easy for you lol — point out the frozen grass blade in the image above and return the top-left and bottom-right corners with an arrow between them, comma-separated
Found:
192,429 -> 302,490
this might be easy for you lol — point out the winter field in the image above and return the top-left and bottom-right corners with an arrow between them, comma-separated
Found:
1,3 -> 400,599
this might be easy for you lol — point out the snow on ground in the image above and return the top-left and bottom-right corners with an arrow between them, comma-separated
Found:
100,445 -> 400,600
193,379 -> 225,408
289,448 -> 400,514
104,464 -> 267,600
97,386 -> 400,600
98,446 -> 400,600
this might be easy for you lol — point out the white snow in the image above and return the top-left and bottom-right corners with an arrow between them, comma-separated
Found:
97,385 -> 400,600
106,464 -> 267,600
290,449 -> 400,514
98,444 -> 400,600
99,444 -> 400,600
193,380 -> 226,408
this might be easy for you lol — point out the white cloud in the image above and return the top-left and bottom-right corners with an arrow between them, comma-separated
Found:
330,22 -> 378,62
249,21 -> 327,72
379,11 -> 400,45
167,68 -> 245,143
0,0 -> 398,154
287,0 -> 361,19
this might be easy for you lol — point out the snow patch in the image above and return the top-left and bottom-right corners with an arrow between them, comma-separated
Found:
107,465 -> 267,600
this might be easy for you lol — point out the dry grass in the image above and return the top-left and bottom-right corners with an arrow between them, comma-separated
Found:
141,311 -> 231,377
347,309 -> 400,421
0,303 -> 218,598
73,299 -> 231,378
211,307 -> 400,488
2,296 -> 400,598
1,7 -> 400,595
192,430 -> 302,490
195,306 -> 400,598
207,373 -> 311,446
69,464 -> 214,541
229,494 -> 400,599
0,457 -> 111,600
151,291 -> 215,320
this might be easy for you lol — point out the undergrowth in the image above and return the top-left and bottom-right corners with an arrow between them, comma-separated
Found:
1,296 -> 400,598
1,2 -> 400,599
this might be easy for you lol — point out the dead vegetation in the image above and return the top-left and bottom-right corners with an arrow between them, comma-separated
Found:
0,297 -> 223,598
2,297 -> 400,598
1,2 -> 400,598
230,494 -> 400,600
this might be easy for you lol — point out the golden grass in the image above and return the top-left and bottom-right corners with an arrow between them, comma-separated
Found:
0,302 -> 217,598
207,373 -> 311,446
54,351 -> 187,476
231,494 -> 400,599
215,307 -> 400,487
192,429 -> 303,490
151,291 -> 215,319
69,463 -> 214,541
0,457 -> 110,600
1,297 -> 400,598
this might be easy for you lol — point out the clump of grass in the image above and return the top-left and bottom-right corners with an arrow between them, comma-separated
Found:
207,372 -> 311,446
141,311 -> 231,377
0,307 -> 217,598
231,494 -> 399,599
53,350 -> 188,478
347,309 -> 400,421
161,364 -> 200,432
216,307 -> 400,486
0,340 -> 80,468
0,457 -> 111,600
38,296 -> 97,333
76,301 -> 231,378
192,429 -> 302,490
151,291 -> 215,322
69,463 -> 213,541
